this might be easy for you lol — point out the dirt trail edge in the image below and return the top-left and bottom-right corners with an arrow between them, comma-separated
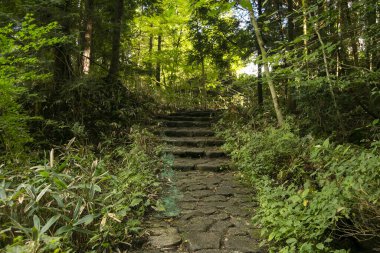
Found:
134,110 -> 264,253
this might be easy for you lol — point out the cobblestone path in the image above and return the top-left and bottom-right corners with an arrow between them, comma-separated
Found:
134,110 -> 263,253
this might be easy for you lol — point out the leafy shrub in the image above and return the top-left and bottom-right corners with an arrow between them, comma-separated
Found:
221,121 -> 310,185
29,74 -> 158,150
218,110 -> 380,252
255,142 -> 380,253
0,15 -> 65,157
0,127 -> 161,252
255,179 -> 349,253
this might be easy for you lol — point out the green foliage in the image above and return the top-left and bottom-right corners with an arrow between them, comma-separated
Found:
255,142 -> 380,253
0,127 -> 161,252
218,110 -> 380,252
0,15 -> 65,156
223,122 -> 308,184
46,76 -> 156,144
255,179 -> 348,253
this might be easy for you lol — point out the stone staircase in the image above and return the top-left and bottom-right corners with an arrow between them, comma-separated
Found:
159,110 -> 230,172
133,110 -> 262,253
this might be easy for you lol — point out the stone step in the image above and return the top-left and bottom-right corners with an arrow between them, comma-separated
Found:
170,110 -> 216,117
163,146 -> 226,158
159,127 -> 214,137
162,137 -> 224,147
172,157 -> 230,171
161,121 -> 211,128
158,115 -> 213,122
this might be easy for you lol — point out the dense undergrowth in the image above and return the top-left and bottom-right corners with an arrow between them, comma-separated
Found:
0,17 -> 164,252
216,108 -> 380,253
0,128 -> 162,252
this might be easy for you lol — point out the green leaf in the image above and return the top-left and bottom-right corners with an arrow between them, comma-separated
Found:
130,198 -> 143,207
53,178 -> 67,189
268,232 -> 276,241
316,243 -> 325,250
73,199 -> 82,220
288,195 -> 301,203
93,184 -> 101,192
52,194 -> 64,208
239,0 -> 251,9
36,184 -> 50,202
73,214 -> 94,226
55,225 -> 72,235
33,215 -> 41,230
41,215 -> 61,234
286,238 -> 297,244
322,138 -> 330,148
32,226 -> 39,241
301,189 -> 309,198
0,188 -> 6,200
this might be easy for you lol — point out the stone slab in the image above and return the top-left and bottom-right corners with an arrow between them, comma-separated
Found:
185,232 -> 221,251
148,227 -> 182,249
224,236 -> 262,253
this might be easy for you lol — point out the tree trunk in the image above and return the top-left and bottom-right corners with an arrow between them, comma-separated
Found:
249,3 -> 284,126
257,0 -> 263,106
81,0 -> 94,75
54,0 -> 73,85
287,0 -> 295,47
54,45 -> 73,84
148,29 -> 153,77
337,0 -> 344,76
257,63 -> 263,106
340,0 -> 358,67
365,0 -> 376,70
201,56 -> 207,108
302,0 -> 309,77
107,0 -> 124,81
286,0 -> 296,112
155,34 -> 162,86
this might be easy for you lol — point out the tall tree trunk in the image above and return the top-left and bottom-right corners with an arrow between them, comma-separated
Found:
249,3 -> 284,126
257,0 -> 263,106
302,0 -> 309,77
81,0 -> 94,75
155,34 -> 162,86
365,0 -> 376,70
107,0 -> 124,80
287,0 -> 294,44
340,0 -> 358,67
148,29 -> 153,77
54,0 -> 73,85
257,62 -> 263,106
54,45 -> 73,84
286,0 -> 296,112
201,56 -> 207,108
337,0 -> 344,76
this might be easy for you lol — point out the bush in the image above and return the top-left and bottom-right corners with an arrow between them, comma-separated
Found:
255,142 -> 380,253
0,127 -> 161,252
255,179 -> 349,253
45,76 -> 156,142
218,111 -> 380,253
221,121 -> 310,185
0,15 -> 65,157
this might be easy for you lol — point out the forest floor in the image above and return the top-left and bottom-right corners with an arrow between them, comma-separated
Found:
132,110 -> 264,253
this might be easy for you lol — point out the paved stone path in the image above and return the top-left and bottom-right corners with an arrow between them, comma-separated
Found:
134,110 -> 263,253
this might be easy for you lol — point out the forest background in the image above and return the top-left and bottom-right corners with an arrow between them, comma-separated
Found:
0,0 -> 379,252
